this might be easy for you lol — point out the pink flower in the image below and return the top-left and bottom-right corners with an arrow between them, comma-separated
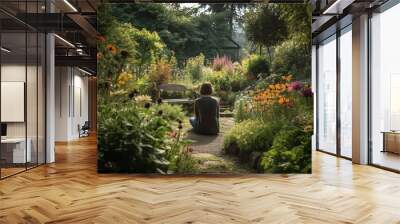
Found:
288,81 -> 303,92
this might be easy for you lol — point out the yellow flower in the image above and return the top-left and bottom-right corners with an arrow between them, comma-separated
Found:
135,95 -> 152,106
117,71 -> 134,87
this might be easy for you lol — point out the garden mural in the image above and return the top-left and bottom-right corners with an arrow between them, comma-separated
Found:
97,2 -> 312,174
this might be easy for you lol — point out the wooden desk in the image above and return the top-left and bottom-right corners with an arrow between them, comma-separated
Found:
381,131 -> 400,154
1,138 -> 31,163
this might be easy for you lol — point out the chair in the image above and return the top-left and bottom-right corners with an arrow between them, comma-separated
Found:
79,121 -> 90,138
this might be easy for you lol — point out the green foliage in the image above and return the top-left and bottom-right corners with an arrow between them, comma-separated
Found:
244,55 -> 270,78
132,27 -> 166,72
223,119 -> 276,153
148,59 -> 173,86
244,5 -> 287,49
111,3 -> 239,64
272,36 -> 311,81
98,100 -> 196,174
148,103 -> 186,123
98,101 -> 171,173
233,95 -> 253,122
184,54 -> 205,81
260,126 -> 312,173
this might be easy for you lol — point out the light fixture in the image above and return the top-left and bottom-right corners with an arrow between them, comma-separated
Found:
54,34 -> 75,48
78,67 -> 93,76
1,47 -> 11,53
63,0 -> 78,12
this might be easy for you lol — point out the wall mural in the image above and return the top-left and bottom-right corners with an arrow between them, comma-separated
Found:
97,2 -> 313,174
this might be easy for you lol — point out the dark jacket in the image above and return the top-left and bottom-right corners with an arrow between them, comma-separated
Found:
194,96 -> 220,135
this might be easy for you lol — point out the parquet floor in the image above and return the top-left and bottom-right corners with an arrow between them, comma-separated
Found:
1,136 -> 400,224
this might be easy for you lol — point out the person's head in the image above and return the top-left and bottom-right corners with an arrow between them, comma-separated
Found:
200,83 -> 213,95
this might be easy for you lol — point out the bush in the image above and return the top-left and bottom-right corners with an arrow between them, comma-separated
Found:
233,95 -> 253,122
98,100 -> 195,173
184,54 -> 205,81
272,38 -> 310,81
148,59 -> 172,86
98,101 -> 171,173
148,103 -> 186,123
223,119 -> 276,154
260,126 -> 311,173
212,55 -> 234,72
244,55 -> 270,79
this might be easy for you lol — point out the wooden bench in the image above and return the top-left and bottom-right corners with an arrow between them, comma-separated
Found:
159,84 -> 194,104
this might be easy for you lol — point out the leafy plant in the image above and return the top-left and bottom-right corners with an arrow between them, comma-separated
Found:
184,54 -> 205,81
245,55 -> 270,79
98,101 -> 171,173
223,119 -> 276,154
260,126 -> 312,173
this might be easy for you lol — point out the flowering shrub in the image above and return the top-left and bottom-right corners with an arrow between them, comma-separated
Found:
212,55 -> 234,72
226,74 -> 313,173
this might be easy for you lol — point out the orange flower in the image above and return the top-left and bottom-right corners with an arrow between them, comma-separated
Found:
97,52 -> 103,60
282,74 -> 293,82
106,44 -> 117,55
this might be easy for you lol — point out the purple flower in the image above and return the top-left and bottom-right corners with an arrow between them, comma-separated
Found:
301,87 -> 313,97
288,81 -> 304,92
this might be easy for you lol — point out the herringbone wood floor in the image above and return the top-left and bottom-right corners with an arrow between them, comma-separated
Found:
1,136 -> 400,224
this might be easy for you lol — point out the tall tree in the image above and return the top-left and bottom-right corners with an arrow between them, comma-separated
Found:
244,5 -> 287,59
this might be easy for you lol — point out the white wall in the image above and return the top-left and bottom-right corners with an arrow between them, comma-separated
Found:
55,67 -> 89,141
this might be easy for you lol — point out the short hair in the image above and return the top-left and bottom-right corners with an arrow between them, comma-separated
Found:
200,83 -> 212,95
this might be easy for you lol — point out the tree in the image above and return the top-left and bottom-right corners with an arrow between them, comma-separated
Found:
244,5 -> 287,60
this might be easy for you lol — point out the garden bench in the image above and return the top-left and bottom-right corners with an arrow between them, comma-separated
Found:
159,83 -> 194,104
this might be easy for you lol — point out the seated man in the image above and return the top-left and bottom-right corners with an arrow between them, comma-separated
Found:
189,83 -> 220,135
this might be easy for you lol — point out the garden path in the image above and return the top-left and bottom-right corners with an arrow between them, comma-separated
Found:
185,117 -> 252,174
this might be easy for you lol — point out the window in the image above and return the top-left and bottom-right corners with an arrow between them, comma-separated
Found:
370,3 -> 400,171
339,26 -> 352,158
317,35 -> 337,154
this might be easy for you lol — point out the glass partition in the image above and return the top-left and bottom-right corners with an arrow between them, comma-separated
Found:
0,1 -> 46,179
1,31 -> 28,177
317,35 -> 337,154
370,3 -> 400,171
339,26 -> 352,158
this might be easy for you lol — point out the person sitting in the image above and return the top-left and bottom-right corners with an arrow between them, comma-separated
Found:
189,83 -> 220,135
